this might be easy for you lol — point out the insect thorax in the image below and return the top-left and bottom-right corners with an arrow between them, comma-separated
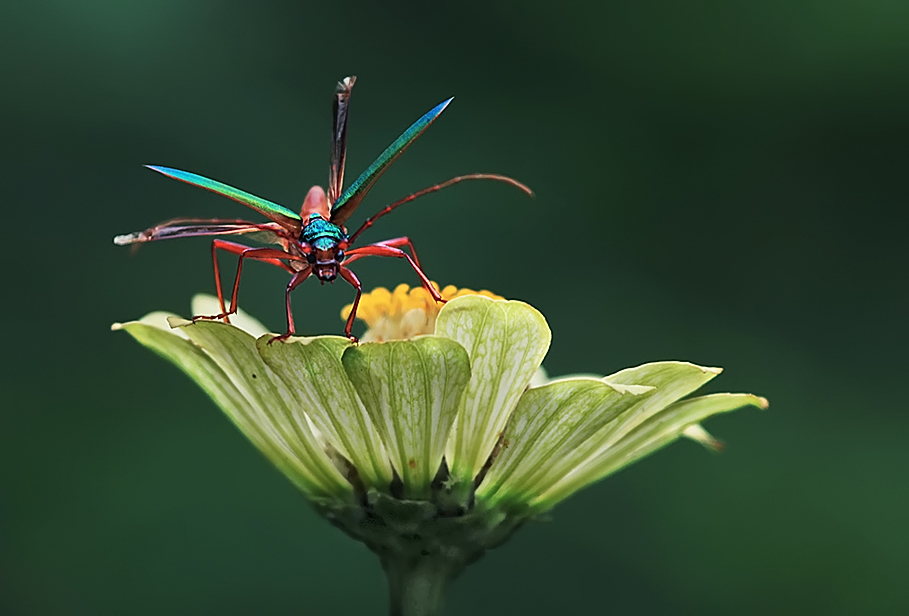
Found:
301,215 -> 347,250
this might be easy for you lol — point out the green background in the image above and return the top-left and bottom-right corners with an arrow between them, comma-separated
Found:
2,1 -> 907,614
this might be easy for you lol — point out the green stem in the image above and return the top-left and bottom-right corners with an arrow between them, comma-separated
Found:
382,556 -> 456,616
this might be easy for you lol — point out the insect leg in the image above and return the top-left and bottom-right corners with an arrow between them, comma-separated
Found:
373,236 -> 422,268
345,243 -> 444,303
211,240 -> 290,320
268,266 -> 313,344
338,266 -> 362,342
196,242 -> 303,323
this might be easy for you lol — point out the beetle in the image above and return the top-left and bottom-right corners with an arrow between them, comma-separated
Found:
115,76 -> 532,342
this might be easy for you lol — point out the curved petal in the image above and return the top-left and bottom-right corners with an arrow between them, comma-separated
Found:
342,337 -> 471,498
532,393 -> 768,510
477,377 -> 650,507
478,362 -> 727,509
257,336 -> 395,491
436,296 -> 551,483
114,321 -> 351,500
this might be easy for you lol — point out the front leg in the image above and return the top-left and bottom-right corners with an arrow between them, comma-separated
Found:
268,266 -> 312,344
344,243 -> 444,304
338,266 -> 363,343
372,236 -> 423,268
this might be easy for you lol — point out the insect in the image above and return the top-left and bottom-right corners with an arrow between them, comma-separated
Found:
115,76 -> 532,342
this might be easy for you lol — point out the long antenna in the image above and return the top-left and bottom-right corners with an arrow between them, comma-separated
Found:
348,174 -> 533,244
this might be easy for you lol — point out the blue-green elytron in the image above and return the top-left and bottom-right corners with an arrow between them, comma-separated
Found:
115,76 -> 533,342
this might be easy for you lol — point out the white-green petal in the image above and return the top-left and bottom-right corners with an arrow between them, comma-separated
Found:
257,336 -> 395,490
533,393 -> 768,509
437,296 -> 551,482
478,362 -> 723,509
179,322 -> 357,498
682,423 -> 724,451
115,321 -> 351,499
342,337 -> 471,499
577,361 -> 726,466
477,377 -> 652,507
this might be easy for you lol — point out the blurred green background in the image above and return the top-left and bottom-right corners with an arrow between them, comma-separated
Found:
2,1 -> 907,614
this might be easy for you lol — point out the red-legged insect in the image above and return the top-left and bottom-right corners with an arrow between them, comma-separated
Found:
115,77 -> 532,342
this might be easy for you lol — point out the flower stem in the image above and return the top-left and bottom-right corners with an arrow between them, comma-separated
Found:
382,556 -> 456,616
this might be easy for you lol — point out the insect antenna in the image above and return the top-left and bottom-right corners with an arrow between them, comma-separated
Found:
347,174 -> 534,245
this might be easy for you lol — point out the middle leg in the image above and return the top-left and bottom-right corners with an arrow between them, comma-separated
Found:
201,240 -> 302,323
268,266 -> 313,344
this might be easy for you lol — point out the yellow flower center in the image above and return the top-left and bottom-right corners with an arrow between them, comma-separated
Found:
341,283 -> 504,342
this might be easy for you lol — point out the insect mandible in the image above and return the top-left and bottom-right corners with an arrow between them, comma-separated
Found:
115,76 -> 532,342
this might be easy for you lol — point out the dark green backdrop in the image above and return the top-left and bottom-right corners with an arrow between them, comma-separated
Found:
2,2 -> 906,614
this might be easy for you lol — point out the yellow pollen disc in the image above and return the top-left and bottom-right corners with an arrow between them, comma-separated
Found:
341,283 -> 504,341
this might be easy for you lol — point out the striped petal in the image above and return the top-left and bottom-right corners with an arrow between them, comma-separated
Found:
114,320 -> 351,500
478,362 -> 736,510
342,337 -> 471,499
532,393 -> 768,509
257,336 -> 395,491
437,296 -> 551,483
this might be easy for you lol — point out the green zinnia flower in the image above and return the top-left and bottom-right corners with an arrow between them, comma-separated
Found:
113,288 -> 766,616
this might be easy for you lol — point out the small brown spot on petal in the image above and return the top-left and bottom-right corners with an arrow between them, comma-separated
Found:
408,459 -> 416,469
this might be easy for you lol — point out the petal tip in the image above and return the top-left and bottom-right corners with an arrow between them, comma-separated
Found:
683,424 -> 725,452
166,316 -> 192,329
110,322 -> 124,331
757,396 -> 770,410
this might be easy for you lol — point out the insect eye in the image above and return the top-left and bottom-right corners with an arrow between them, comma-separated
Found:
336,249 -> 345,260
306,252 -> 316,264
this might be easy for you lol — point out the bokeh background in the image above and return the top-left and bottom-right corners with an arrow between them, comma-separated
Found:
2,1 -> 907,614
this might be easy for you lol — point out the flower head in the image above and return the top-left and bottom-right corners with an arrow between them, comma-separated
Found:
114,287 -> 766,605
340,282 -> 504,342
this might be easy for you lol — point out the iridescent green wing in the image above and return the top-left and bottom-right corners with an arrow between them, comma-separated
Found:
146,166 -> 302,233
330,97 -> 453,225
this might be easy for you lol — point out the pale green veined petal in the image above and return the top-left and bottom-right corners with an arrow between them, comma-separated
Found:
532,393 -> 768,509
436,296 -> 551,482
175,321 -> 354,499
682,423 -> 724,451
257,336 -> 395,491
477,377 -> 651,508
479,362 -> 722,508
191,293 -> 270,338
113,321 -> 351,499
576,361 -> 725,467
342,337 -> 471,498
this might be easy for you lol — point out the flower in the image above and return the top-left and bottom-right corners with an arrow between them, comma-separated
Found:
113,288 -> 766,614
